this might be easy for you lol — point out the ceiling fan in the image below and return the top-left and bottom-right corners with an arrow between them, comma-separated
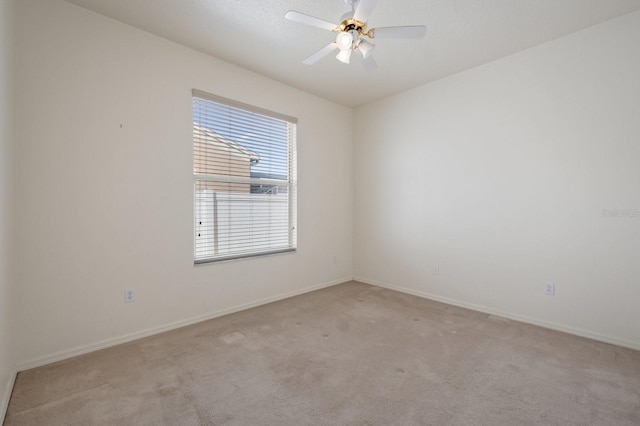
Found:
285,0 -> 426,71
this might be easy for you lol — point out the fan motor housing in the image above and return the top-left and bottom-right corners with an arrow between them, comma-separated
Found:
337,18 -> 367,35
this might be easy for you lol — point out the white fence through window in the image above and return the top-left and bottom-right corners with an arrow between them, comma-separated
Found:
195,189 -> 292,260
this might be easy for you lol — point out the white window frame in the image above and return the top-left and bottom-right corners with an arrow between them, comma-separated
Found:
192,90 -> 297,264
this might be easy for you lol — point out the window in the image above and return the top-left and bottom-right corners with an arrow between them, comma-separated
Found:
193,90 -> 297,263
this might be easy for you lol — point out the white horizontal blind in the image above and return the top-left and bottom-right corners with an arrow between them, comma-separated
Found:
193,90 -> 297,263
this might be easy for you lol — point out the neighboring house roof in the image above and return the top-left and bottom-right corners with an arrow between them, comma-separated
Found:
194,124 -> 260,164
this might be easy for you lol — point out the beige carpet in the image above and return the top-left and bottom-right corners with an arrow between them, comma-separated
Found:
5,281 -> 640,425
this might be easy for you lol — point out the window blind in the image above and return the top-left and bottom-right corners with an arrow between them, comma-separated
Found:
193,90 -> 297,263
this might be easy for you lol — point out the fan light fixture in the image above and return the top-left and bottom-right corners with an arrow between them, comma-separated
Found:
357,38 -> 374,58
336,31 -> 353,50
336,49 -> 352,64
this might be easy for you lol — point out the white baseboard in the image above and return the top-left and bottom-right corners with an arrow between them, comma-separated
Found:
17,277 -> 351,371
1,370 -> 17,423
354,275 -> 640,352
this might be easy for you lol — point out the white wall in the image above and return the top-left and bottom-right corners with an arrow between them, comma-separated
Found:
13,0 -> 353,367
10,0 -> 639,375
0,0 -> 16,418
354,11 -> 640,349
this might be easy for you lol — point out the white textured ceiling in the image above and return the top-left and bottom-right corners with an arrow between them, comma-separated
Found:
64,0 -> 640,107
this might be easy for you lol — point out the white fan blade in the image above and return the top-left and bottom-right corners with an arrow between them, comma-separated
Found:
372,25 -> 427,39
303,43 -> 339,65
285,11 -> 338,32
362,54 -> 377,72
353,0 -> 378,23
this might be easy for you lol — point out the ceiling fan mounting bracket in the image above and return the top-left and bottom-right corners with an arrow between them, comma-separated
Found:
344,0 -> 360,9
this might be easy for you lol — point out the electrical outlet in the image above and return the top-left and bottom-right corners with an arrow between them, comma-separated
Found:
124,288 -> 136,303
433,264 -> 439,275
544,282 -> 555,296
